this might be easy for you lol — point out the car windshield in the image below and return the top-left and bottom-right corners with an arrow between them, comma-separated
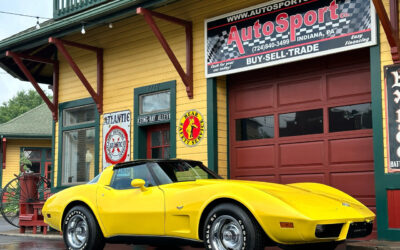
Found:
151,161 -> 221,184
88,173 -> 101,184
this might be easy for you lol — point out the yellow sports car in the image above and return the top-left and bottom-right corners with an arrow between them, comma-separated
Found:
43,159 -> 375,250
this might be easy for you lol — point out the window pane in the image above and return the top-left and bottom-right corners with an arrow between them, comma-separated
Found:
151,131 -> 162,147
164,147 -> 170,159
62,128 -> 95,185
163,130 -> 170,145
110,164 -> 155,189
236,115 -> 274,141
23,149 -> 41,161
63,105 -> 95,127
152,148 -> 163,159
279,109 -> 323,137
46,149 -> 52,160
329,103 -> 372,132
139,91 -> 170,114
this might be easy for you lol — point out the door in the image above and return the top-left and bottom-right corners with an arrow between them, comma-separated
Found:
147,124 -> 170,159
96,163 -> 164,236
228,49 -> 376,236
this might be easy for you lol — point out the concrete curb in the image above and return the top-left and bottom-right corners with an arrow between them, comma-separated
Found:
0,230 -> 62,240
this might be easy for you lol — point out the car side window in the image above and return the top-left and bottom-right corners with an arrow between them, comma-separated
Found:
110,164 -> 156,190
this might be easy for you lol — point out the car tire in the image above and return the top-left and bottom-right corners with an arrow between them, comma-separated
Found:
203,203 -> 265,250
63,205 -> 105,250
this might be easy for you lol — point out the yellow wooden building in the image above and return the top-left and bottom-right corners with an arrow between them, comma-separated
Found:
0,103 -> 52,189
0,0 -> 399,241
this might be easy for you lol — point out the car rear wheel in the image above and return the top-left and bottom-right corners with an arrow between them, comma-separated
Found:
63,206 -> 105,250
203,203 -> 265,250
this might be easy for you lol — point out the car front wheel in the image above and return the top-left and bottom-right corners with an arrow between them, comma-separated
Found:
63,205 -> 105,250
203,203 -> 265,250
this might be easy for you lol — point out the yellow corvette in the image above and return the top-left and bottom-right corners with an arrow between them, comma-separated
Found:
43,159 -> 375,250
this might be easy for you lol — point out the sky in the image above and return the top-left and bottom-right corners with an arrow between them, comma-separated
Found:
0,0 -> 52,104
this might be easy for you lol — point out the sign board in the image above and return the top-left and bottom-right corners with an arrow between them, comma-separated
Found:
102,110 -> 131,169
137,112 -> 170,125
205,0 -> 377,77
385,65 -> 400,173
179,110 -> 205,146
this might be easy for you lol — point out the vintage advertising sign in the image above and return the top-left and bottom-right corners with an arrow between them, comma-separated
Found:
179,110 -> 205,146
102,110 -> 131,169
205,0 -> 377,77
137,111 -> 170,125
385,65 -> 400,173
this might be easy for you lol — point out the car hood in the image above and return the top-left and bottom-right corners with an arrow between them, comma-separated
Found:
193,179 -> 374,220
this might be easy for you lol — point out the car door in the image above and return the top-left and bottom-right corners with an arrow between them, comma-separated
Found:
96,163 -> 165,236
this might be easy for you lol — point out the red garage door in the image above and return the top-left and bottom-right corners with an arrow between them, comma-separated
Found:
228,49 -> 375,218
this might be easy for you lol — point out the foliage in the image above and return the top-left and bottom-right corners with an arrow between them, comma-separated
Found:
20,152 -> 32,172
0,90 -> 52,124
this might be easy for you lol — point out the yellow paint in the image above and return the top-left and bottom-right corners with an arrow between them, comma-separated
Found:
54,0 -> 269,184
43,164 -> 375,244
1,139 -> 51,188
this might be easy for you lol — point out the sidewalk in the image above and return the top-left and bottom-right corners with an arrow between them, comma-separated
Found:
346,241 -> 400,250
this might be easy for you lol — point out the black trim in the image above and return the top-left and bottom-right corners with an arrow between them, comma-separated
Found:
106,235 -> 203,247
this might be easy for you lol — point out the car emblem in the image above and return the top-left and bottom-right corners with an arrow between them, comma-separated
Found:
342,202 -> 351,207
177,205 -> 184,210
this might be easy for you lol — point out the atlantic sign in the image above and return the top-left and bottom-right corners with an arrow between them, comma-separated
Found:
205,0 -> 377,77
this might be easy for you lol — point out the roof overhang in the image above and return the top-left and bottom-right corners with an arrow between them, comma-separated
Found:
0,0 -> 177,84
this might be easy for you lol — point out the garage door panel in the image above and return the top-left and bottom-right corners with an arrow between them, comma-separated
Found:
235,145 -> 274,169
327,69 -> 370,100
280,173 -> 325,184
233,85 -> 274,112
329,137 -> 373,164
278,76 -> 323,106
330,171 -> 375,197
236,175 -> 277,183
280,141 -> 324,166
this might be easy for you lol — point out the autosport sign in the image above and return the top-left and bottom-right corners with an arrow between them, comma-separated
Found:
102,110 -> 131,169
205,0 -> 377,77
384,65 -> 400,173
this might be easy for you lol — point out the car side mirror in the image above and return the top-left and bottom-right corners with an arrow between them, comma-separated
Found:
131,179 -> 147,191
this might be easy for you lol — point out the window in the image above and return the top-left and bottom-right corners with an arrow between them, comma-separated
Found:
110,164 -> 156,189
63,105 -> 96,126
62,128 -> 95,184
236,115 -> 274,141
59,99 -> 99,187
139,91 -> 170,115
147,124 -> 170,159
279,109 -> 323,137
329,103 -> 372,132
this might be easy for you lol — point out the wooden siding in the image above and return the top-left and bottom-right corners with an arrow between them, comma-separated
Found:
217,77 -> 228,178
1,139 -> 51,188
54,0 -> 272,183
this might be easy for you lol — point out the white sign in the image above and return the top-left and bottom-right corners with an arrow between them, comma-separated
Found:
102,110 -> 131,169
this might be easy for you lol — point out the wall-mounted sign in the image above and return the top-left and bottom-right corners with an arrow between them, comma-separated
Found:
205,0 -> 377,77
179,110 -> 205,146
385,65 -> 400,173
137,112 -> 170,125
102,110 -> 131,169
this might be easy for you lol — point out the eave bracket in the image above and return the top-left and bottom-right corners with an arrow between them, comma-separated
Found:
372,0 -> 400,63
5,51 -> 59,121
137,7 -> 193,99
49,37 -> 104,113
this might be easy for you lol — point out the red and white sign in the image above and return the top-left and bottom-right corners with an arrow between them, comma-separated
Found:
102,110 -> 131,169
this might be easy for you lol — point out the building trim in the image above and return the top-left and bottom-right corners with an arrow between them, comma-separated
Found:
133,80 -> 176,159
207,78 -> 218,173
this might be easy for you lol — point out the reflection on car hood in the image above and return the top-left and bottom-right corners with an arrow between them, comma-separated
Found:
190,179 -> 373,220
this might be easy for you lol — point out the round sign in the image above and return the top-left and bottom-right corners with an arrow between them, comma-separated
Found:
179,110 -> 205,146
104,125 -> 129,164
